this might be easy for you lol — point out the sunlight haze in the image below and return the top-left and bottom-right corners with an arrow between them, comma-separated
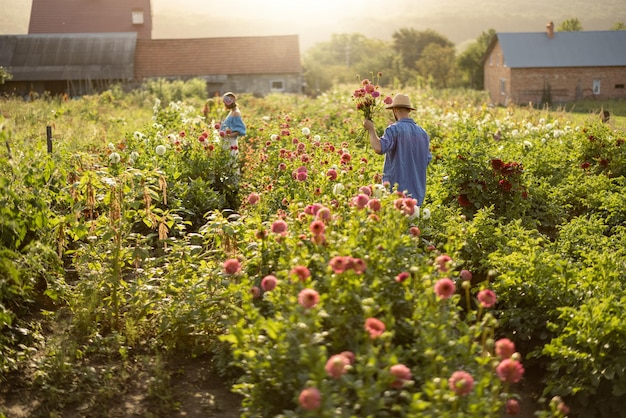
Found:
1,0 -> 625,51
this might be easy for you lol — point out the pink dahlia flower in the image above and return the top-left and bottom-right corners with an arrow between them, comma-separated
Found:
271,220 -> 287,234
298,387 -> 321,410
367,198 -> 382,212
223,258 -> 241,275
247,192 -> 260,205
459,269 -> 472,281
396,272 -> 410,283
448,370 -> 474,396
261,275 -> 277,291
506,399 -> 520,415
329,256 -> 350,274
477,289 -> 497,308
496,358 -> 525,384
325,354 -> 350,379
495,338 -> 516,360
390,364 -> 412,388
309,220 -> 325,236
353,193 -> 369,209
364,317 -> 385,339
290,265 -> 311,281
434,278 -> 456,299
435,254 -> 452,272
298,288 -> 320,309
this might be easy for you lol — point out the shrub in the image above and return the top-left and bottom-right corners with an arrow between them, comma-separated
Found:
542,292 -> 626,417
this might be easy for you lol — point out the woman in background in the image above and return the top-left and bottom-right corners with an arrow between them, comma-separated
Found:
220,92 -> 246,156
219,91 -> 246,210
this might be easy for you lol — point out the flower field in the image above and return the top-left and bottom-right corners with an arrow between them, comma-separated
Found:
1,81 -> 626,417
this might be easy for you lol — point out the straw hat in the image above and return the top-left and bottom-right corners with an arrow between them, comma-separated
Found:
385,93 -> 415,110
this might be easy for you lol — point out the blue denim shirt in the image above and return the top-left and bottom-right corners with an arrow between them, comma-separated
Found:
221,114 -> 246,137
379,117 -> 432,205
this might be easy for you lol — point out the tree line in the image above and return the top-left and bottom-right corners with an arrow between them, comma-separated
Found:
302,18 -> 626,95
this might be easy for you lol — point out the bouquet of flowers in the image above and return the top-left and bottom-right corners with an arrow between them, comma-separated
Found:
352,72 -> 392,120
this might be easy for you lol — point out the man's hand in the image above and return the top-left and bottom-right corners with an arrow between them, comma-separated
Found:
363,119 -> 382,154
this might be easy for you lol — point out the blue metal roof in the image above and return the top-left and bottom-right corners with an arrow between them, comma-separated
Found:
497,31 -> 626,68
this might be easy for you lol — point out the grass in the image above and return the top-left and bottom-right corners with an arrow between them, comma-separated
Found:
556,98 -> 626,131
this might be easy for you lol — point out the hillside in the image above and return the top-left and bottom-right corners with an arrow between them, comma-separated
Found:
154,0 -> 626,50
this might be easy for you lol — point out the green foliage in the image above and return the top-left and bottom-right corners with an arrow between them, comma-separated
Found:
576,123 -> 626,178
302,28 -> 470,94
433,136 -> 530,222
302,34 -> 396,95
416,44 -> 458,89
438,206 -> 504,278
220,192 -> 510,416
487,223 -> 580,353
140,77 -> 208,103
456,29 -> 496,90
3,80 -> 626,416
0,152 -> 66,378
392,28 -> 454,71
557,18 -> 583,31
542,293 -> 626,417
0,66 -> 12,84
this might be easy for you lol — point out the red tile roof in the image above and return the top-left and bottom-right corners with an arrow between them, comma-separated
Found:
134,35 -> 301,79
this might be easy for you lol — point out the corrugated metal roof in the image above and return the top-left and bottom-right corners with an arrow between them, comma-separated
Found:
497,31 -> 626,68
134,35 -> 302,79
0,33 -> 137,81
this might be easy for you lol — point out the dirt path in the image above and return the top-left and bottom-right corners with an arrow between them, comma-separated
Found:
1,358 -> 242,418
164,360 -> 242,418
2,356 -> 545,417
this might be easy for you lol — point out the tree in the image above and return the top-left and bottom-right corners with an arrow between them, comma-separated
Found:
416,44 -> 457,89
392,28 -> 454,85
456,29 -> 496,90
611,22 -> 626,30
301,34 -> 396,95
0,67 -> 12,84
557,18 -> 583,31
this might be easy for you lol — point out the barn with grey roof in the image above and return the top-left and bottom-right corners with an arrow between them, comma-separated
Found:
0,0 -> 302,97
483,22 -> 626,105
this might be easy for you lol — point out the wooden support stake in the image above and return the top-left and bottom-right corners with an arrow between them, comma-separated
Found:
46,125 -> 52,154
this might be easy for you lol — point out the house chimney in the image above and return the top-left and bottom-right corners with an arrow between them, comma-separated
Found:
546,21 -> 554,38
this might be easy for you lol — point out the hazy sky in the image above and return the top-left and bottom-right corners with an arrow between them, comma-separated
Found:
154,0 -> 626,50
2,0 -> 625,51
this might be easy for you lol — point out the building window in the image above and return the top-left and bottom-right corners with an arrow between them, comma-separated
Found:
132,9 -> 144,25
592,79 -> 601,95
616,84 -> 625,89
500,78 -> 506,95
496,52 -> 501,66
270,80 -> 285,92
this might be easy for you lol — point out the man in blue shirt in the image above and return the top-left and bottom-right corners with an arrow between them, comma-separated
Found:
363,93 -> 432,205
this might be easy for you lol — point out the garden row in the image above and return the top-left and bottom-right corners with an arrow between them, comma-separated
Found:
1,82 -> 625,417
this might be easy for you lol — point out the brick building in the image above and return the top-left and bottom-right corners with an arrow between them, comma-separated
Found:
134,35 -> 302,97
28,0 -> 152,40
483,23 -> 626,106
0,0 -> 302,96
